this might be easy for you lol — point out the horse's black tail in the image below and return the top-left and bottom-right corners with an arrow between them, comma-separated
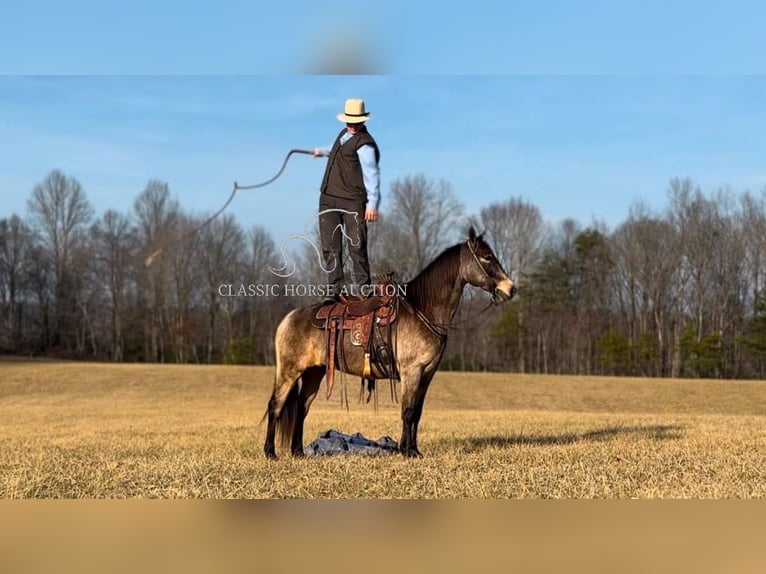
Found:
275,381 -> 300,453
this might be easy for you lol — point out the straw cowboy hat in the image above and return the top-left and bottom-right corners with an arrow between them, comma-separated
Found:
337,98 -> 371,123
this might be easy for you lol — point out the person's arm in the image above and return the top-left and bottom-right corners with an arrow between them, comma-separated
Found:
312,145 -> 332,157
357,144 -> 380,219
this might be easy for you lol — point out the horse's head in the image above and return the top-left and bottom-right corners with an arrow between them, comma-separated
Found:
462,226 -> 516,303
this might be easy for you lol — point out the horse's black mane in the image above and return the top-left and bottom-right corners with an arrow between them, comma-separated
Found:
404,242 -> 464,311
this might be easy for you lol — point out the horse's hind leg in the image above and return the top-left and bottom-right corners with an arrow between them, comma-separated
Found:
290,365 -> 327,457
263,307 -> 326,459
263,365 -> 302,460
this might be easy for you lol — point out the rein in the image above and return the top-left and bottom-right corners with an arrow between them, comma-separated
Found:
145,148 -> 312,267
411,296 -> 497,334
398,296 -> 449,342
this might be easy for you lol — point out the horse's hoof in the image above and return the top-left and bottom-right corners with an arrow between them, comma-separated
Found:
291,449 -> 305,458
264,449 -> 278,460
400,448 -> 423,458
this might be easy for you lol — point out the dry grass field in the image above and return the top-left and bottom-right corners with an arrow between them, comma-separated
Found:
1,360 -> 764,498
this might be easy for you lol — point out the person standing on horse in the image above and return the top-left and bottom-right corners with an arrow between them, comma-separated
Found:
312,98 -> 381,301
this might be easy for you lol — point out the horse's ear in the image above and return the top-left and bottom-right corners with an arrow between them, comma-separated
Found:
468,226 -> 477,242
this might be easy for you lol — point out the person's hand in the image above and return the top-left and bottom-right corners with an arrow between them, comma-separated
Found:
365,208 -> 378,222
312,148 -> 323,158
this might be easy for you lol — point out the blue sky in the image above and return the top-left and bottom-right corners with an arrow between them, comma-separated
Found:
2,2 -> 766,242
2,75 -> 766,242
2,1 -> 766,74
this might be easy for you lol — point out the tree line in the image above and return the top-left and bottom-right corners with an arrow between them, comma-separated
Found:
2,170 -> 766,379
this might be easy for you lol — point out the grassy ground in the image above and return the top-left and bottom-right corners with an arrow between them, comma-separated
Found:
1,362 -> 764,498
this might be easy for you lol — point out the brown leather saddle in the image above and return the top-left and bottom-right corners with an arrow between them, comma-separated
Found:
312,286 -> 399,400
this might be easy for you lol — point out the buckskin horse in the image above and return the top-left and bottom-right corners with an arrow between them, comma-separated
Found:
263,227 -> 516,459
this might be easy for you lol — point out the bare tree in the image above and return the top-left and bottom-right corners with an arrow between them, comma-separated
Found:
480,198 -> 545,278
91,210 -> 136,361
198,214 -> 245,363
134,179 -> 179,362
480,198 -> 545,371
707,189 -> 747,377
0,215 -> 32,352
667,178 -> 736,376
165,214 -> 203,363
244,225 -> 282,364
26,170 -> 94,349
386,174 -> 465,280
742,189 -> 766,306
611,202 -> 684,376
9,165 -> 766,379
368,214 -> 413,282
249,225 -> 278,283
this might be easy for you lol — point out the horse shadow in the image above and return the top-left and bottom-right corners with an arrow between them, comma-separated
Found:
440,424 -> 685,454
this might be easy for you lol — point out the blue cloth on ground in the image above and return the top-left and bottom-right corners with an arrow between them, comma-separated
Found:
306,429 -> 399,456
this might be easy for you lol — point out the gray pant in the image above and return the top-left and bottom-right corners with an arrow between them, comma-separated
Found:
318,194 -> 370,293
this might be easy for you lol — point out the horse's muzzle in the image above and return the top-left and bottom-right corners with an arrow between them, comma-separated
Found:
493,282 -> 516,303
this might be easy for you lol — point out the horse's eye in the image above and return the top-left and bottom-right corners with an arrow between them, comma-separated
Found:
479,256 -> 491,264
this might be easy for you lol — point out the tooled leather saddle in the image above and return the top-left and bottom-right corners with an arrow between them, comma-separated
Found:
312,283 -> 400,400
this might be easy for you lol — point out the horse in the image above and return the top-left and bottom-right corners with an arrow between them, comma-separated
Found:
263,226 -> 516,459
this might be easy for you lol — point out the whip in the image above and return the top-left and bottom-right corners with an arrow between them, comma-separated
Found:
144,149 -> 313,267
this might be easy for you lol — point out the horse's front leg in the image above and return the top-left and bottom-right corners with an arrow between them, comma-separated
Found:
399,369 -> 434,458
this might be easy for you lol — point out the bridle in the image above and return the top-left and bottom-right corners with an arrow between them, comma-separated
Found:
466,238 -> 505,305
401,239 -> 510,340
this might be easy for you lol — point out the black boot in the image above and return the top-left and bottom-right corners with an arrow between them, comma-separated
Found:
321,283 -> 342,305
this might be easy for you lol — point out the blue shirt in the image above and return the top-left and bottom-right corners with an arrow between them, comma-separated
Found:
319,131 -> 381,210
